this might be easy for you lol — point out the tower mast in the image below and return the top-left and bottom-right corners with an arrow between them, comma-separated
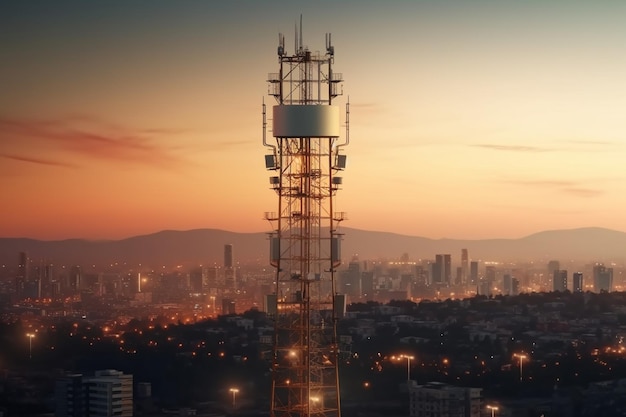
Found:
263,23 -> 348,417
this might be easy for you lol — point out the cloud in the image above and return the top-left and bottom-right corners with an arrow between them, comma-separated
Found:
501,179 -> 603,198
0,153 -> 77,168
471,144 -> 553,152
562,140 -> 615,146
562,187 -> 603,198
506,179 -> 576,187
0,116 -> 186,168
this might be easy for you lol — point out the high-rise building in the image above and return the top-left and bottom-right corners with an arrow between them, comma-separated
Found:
455,267 -> 463,286
485,265 -> 496,296
433,256 -> 443,284
478,279 -> 490,296
55,374 -> 85,417
69,265 -> 81,294
443,254 -> 451,285
224,244 -> 234,268
340,259 -> 361,300
433,254 -> 451,285
593,264 -> 613,292
42,263 -> 53,298
56,370 -> 132,417
503,274 -> 513,295
222,298 -> 236,315
85,370 -> 133,417
16,251 -> 28,299
547,260 -> 560,275
461,248 -> 468,284
409,381 -> 482,417
224,244 -> 235,289
573,272 -> 584,293
189,267 -> 205,293
553,270 -> 568,292
361,271 -> 374,299
206,266 -> 218,289
469,261 -> 478,285
511,276 -> 520,296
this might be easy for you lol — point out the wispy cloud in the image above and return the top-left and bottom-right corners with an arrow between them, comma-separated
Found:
0,153 -> 77,168
501,179 -> 603,198
0,116 -> 187,168
508,180 -> 576,187
562,140 -> 616,146
473,140 -> 619,154
562,187 -> 604,198
471,144 -> 554,152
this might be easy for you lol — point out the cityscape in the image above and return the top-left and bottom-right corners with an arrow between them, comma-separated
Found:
2,237 -> 626,416
3,1 -> 626,417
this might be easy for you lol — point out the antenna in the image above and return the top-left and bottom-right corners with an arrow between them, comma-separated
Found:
299,14 -> 303,51
326,33 -> 334,56
278,33 -> 285,56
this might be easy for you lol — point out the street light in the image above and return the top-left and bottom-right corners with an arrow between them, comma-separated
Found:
513,353 -> 528,382
26,333 -> 35,359
229,388 -> 239,409
393,354 -> 415,382
487,404 -> 499,417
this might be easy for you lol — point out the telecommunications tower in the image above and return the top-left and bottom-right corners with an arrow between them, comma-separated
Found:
263,21 -> 349,417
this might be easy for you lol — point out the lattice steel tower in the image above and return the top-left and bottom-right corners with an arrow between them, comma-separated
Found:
263,23 -> 349,417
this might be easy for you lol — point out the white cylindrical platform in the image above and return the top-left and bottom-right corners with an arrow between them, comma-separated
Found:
273,105 -> 340,137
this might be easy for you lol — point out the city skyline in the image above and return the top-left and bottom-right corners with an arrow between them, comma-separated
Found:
3,1 -> 626,240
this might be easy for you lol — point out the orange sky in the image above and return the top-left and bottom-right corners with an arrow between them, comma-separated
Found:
2,1 -> 626,240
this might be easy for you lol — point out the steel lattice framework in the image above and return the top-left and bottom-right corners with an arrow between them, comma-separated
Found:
263,28 -> 348,417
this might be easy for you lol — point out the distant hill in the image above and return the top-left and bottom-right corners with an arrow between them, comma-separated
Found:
0,227 -> 624,268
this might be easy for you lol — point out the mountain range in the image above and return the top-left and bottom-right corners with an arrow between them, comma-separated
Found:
1,227 -> 625,268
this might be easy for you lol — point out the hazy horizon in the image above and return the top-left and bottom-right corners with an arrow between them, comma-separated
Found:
3,1 -> 626,241
2,224 -> 625,243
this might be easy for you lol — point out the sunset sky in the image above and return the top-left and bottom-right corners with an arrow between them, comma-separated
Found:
2,1 -> 626,240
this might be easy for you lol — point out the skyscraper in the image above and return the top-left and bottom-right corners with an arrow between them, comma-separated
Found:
553,270 -> 568,292
511,276 -> 520,295
443,254 -> 452,285
224,244 -> 235,289
573,272 -> 584,293
461,248 -> 468,284
361,271 -> 374,299
189,267 -> 205,293
224,244 -> 234,268
340,259 -> 361,300
547,260 -> 560,275
593,264 -> 613,292
42,263 -> 53,299
433,255 -> 443,284
69,265 -> 81,294
485,265 -> 496,296
470,261 -> 478,285
16,251 -> 28,299
503,274 -> 513,295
